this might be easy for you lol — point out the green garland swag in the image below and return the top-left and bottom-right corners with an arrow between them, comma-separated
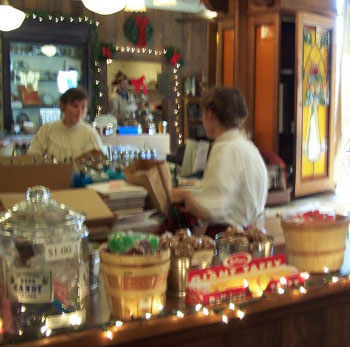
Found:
124,13 -> 154,48
165,46 -> 184,67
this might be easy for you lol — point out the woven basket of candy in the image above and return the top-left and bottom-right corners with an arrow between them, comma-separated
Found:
99,231 -> 170,320
281,211 -> 349,273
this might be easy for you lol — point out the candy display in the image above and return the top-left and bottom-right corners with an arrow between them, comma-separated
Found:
186,253 -> 304,306
0,186 -> 89,341
171,228 -> 216,260
107,231 -> 160,255
284,209 -> 336,224
216,226 -> 273,262
281,211 -> 349,273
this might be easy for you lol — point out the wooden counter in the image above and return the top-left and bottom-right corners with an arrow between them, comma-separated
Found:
10,276 -> 350,347
7,241 -> 350,347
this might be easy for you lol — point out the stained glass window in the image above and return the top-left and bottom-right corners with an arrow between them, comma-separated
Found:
301,25 -> 331,179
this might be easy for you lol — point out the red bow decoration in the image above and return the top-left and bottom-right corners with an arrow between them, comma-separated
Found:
101,46 -> 112,59
131,76 -> 148,95
136,14 -> 150,48
170,49 -> 182,67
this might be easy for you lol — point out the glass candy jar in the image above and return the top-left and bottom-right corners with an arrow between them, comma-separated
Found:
0,186 -> 89,342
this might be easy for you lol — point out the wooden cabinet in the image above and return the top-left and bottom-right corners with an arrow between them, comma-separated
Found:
182,96 -> 204,142
243,0 -> 336,197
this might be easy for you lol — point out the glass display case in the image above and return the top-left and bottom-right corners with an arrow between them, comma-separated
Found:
1,20 -> 91,133
9,42 -> 83,132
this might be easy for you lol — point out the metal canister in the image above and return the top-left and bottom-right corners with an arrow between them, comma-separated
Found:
167,257 -> 191,297
215,232 -> 250,263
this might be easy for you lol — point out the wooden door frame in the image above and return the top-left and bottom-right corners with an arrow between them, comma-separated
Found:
216,15 -> 235,86
294,12 -> 336,196
246,11 -> 280,150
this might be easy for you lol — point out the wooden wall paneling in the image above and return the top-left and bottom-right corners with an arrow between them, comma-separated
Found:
98,13 -> 116,44
23,0 -> 36,10
59,0 -> 73,14
151,9 -> 165,48
35,0 -> 49,12
294,12 -> 336,197
11,0 -> 24,9
115,11 -> 126,47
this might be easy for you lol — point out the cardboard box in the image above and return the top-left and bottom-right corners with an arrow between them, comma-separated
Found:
0,162 -> 73,192
0,188 -> 116,227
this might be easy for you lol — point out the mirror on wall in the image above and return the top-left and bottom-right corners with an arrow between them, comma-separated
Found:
106,60 -> 164,128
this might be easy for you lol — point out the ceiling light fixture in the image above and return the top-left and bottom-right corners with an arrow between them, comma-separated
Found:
124,0 -> 147,12
81,0 -> 126,15
41,45 -> 57,57
0,0 -> 25,32
153,0 -> 177,6
201,9 -> 217,19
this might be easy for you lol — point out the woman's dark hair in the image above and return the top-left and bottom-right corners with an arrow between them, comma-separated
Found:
60,87 -> 88,105
201,87 -> 248,128
112,71 -> 128,86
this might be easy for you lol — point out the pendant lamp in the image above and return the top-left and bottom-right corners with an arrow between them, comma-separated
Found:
153,0 -> 177,6
41,45 -> 57,57
0,0 -> 25,32
124,0 -> 147,12
82,0 -> 126,15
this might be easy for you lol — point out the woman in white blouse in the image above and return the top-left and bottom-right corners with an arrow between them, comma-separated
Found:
28,87 -> 103,162
171,87 -> 268,236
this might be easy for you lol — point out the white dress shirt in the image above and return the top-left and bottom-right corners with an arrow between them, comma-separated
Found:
28,120 -> 103,162
192,129 -> 268,228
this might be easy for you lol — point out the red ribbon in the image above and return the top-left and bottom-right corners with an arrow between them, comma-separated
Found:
131,76 -> 148,95
101,46 -> 112,59
136,14 -> 150,48
170,49 -> 182,67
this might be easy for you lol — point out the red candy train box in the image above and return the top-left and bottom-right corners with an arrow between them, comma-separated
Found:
186,253 -> 305,306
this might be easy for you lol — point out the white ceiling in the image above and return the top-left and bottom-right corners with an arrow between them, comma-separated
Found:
145,0 -> 206,13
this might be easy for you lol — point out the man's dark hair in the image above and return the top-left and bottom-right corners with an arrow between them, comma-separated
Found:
60,87 -> 88,105
201,87 -> 248,128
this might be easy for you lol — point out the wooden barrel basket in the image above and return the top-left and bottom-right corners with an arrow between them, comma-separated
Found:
99,244 -> 170,320
281,215 -> 349,273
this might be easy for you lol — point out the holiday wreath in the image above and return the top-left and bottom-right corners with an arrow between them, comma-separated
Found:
124,13 -> 154,48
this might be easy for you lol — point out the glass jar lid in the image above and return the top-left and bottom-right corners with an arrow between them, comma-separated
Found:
0,186 -> 85,232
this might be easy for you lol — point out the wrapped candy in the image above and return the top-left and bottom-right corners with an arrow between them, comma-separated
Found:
108,231 -> 159,255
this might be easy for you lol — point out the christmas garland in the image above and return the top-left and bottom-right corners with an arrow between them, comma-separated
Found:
99,42 -> 116,60
124,13 -> 154,48
165,46 -> 184,67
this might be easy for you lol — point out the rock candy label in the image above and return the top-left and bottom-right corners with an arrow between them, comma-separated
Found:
6,269 -> 53,303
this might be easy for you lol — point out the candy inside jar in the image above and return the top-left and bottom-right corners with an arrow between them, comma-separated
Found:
0,186 -> 89,342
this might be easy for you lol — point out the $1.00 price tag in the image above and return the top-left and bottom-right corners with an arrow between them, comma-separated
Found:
45,241 -> 78,262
